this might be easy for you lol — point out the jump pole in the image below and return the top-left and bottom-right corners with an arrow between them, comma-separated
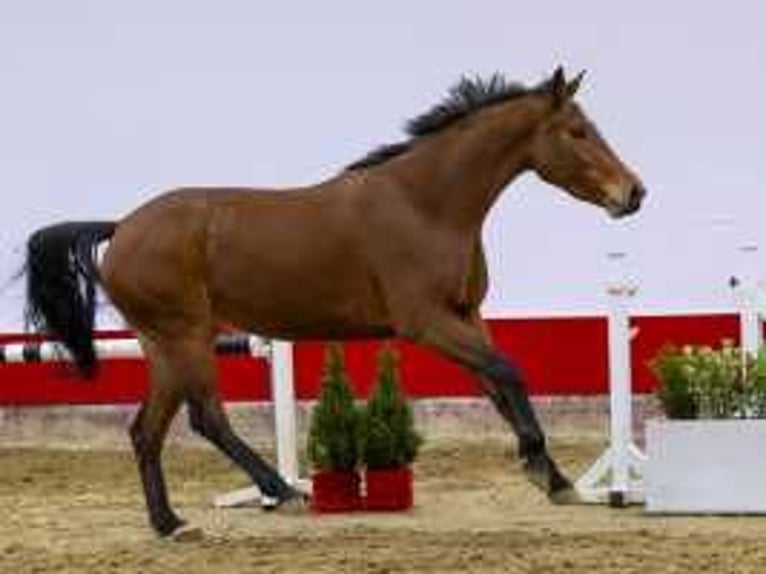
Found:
576,251 -> 646,505
0,333 -> 305,507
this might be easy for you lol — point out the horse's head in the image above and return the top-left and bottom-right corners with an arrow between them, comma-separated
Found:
529,67 -> 646,218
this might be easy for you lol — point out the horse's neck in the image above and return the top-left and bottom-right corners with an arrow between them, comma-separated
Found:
387,100 -> 543,231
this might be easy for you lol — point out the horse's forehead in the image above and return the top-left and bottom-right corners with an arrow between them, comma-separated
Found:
566,102 -> 588,121
544,101 -> 586,127
562,103 -> 597,129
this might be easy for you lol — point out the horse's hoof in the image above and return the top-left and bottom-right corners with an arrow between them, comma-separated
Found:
522,454 -> 573,499
549,487 -> 583,505
262,491 -> 310,515
170,524 -> 204,542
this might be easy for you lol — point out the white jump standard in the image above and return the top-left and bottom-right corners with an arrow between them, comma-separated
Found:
576,252 -> 646,506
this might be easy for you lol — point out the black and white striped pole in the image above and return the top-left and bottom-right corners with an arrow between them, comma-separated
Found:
0,333 -> 267,364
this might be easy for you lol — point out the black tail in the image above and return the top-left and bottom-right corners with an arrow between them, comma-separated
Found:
25,221 -> 117,378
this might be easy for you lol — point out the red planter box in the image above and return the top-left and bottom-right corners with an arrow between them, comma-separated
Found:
311,470 -> 362,513
364,467 -> 414,511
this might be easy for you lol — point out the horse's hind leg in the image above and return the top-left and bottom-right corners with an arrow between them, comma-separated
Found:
162,336 -> 299,507
129,360 -> 186,537
187,389 -> 301,507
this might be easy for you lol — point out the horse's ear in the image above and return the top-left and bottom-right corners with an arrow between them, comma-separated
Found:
566,70 -> 586,99
550,66 -> 568,108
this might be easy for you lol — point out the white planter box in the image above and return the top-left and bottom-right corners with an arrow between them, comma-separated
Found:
645,419 -> 766,513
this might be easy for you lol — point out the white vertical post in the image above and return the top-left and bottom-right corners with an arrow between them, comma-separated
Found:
735,244 -> 761,356
270,340 -> 299,485
575,250 -> 645,505
605,251 -> 635,506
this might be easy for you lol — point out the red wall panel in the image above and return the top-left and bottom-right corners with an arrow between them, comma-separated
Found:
0,314 -> 749,405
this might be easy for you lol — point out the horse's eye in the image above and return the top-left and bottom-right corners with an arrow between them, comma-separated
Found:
568,126 -> 587,140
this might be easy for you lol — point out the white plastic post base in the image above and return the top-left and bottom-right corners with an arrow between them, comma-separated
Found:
575,442 -> 646,506
213,479 -> 312,509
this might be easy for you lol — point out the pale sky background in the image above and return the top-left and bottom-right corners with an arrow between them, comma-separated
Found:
0,1 -> 764,329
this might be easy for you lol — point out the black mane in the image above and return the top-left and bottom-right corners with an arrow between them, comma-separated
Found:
347,73 -> 541,171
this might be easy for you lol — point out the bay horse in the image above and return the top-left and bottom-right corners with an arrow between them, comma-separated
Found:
24,67 -> 645,539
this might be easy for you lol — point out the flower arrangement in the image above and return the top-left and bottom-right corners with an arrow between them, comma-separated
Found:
651,340 -> 766,419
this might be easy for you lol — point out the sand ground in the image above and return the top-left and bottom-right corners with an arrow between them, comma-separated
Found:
3,438 -> 766,573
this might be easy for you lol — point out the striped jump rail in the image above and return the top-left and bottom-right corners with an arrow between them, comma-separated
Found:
0,333 -> 268,363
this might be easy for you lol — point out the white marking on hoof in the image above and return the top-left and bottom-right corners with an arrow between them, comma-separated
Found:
260,494 -> 280,509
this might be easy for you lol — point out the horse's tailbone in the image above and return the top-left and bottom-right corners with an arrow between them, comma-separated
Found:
24,221 -> 117,378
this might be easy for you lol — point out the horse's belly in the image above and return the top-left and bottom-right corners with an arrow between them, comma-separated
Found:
213,277 -> 393,341
250,321 -> 396,342
228,308 -> 395,341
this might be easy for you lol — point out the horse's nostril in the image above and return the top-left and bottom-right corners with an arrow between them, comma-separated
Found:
630,184 -> 646,209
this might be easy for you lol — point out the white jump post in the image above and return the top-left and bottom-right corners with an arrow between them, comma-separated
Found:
576,251 -> 645,506
733,244 -> 762,356
271,340 -> 300,487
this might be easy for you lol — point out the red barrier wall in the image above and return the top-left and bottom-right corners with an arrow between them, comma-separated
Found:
0,314 -> 744,405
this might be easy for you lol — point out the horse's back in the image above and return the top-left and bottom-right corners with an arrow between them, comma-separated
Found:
99,185 -> 392,340
201,187 -> 392,338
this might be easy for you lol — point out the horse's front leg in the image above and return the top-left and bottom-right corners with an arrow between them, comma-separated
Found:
407,310 -> 577,502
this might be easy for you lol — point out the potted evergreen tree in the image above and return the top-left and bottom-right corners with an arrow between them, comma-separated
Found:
307,344 -> 363,512
360,345 -> 422,511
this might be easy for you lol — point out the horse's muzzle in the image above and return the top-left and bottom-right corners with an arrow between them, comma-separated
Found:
619,183 -> 646,217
